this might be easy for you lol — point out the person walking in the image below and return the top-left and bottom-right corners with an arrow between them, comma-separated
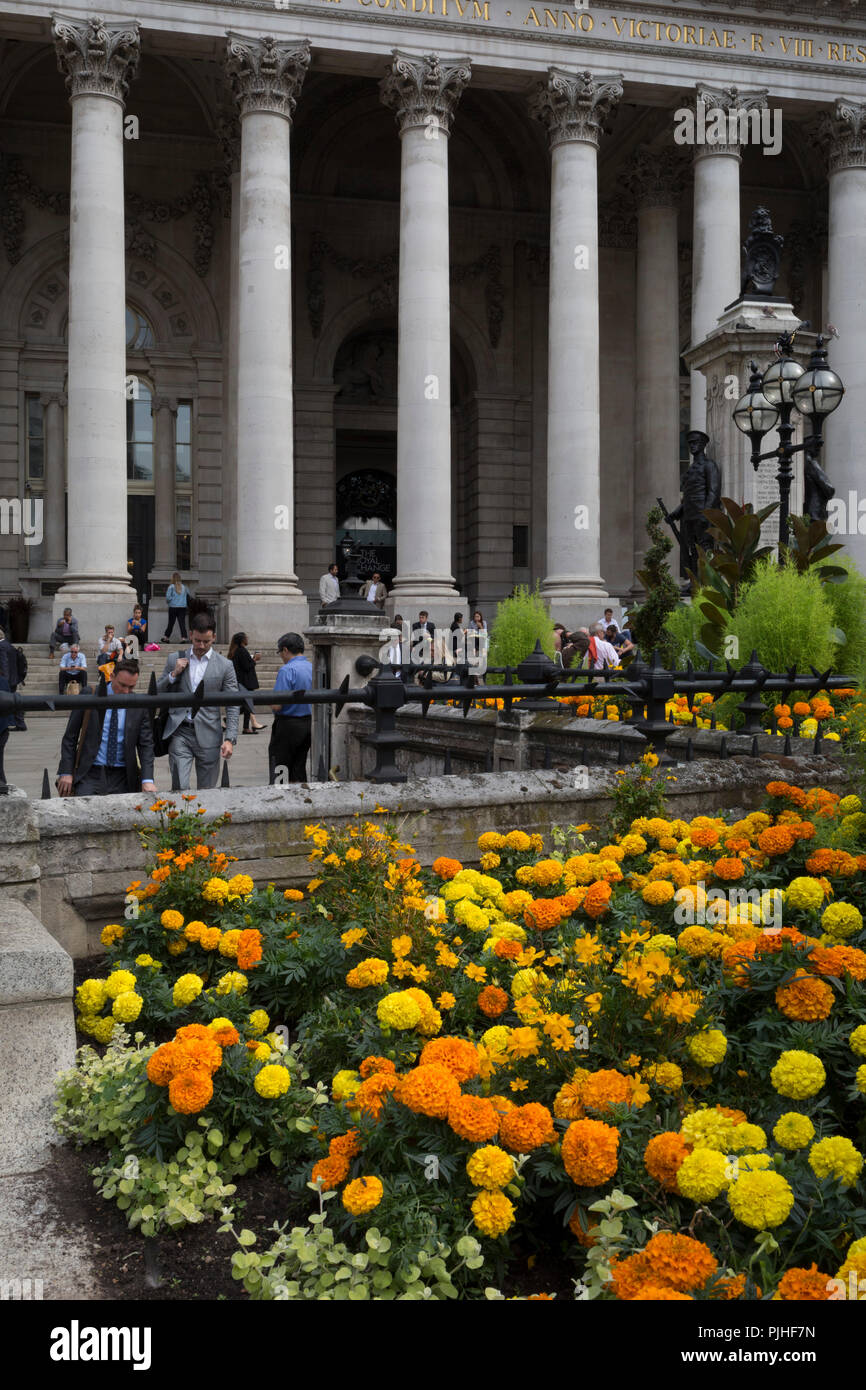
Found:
157,613 -> 238,790
56,658 -> 156,797
58,643 -> 88,693
0,671 -> 17,785
0,627 -> 25,731
162,572 -> 191,643
49,607 -> 80,657
228,631 -> 265,734
269,632 -> 312,784
319,562 -> 340,606
361,572 -> 387,609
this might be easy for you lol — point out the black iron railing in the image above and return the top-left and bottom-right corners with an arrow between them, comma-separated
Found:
0,645 -> 854,791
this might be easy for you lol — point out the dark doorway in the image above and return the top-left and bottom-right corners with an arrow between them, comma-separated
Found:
127,495 -> 155,609
335,430 -> 397,584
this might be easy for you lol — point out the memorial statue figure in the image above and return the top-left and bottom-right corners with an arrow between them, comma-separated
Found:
740,206 -> 784,298
667,430 -> 722,577
803,436 -> 835,522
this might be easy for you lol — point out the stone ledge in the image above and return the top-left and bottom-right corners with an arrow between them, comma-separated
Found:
0,900 -> 73,1006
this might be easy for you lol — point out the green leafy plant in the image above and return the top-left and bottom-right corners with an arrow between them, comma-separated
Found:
626,506 -> 681,666
487,583 -> 554,668
782,514 -> 847,584
724,559 -> 837,676
686,498 -> 778,657
606,753 -> 669,838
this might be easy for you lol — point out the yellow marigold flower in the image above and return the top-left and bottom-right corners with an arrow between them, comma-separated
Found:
134,954 -> 156,968
808,1136 -> 864,1188
340,927 -> 367,949
437,992 -> 456,1010
254,1064 -> 290,1099
167,938 -> 187,956
100,923 -> 125,948
346,958 -> 390,989
111,990 -> 143,1023
821,902 -> 863,939
642,880 -> 676,907
784,877 -> 825,913
76,978 -> 107,1013
466,1145 -> 515,1189
201,877 -> 230,903
772,1112 -> 815,1150
377,990 -> 423,1031
471,1189 -> 515,1238
676,1148 -> 729,1202
507,1026 -> 541,1059
342,1176 -> 383,1216
727,1171 -> 794,1230
215,970 -> 248,995
331,1068 -> 361,1101
478,832 -> 507,852
680,1108 -> 736,1152
173,973 -> 203,1007
770,1050 -> 826,1099
284,888 -> 304,901
644,1061 -> 683,1092
160,909 -> 184,931
686,1030 -> 728,1067
104,969 -> 137,1000
504,830 -> 532,852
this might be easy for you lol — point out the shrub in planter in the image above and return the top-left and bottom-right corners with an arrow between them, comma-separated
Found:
487,584 -> 553,669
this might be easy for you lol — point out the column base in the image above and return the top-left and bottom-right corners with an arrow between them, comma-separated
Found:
52,581 -> 136,650
225,585 -> 310,649
541,576 -> 612,631
385,578 -> 468,628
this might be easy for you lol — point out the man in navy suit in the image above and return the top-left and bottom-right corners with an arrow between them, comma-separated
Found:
57,659 -> 156,796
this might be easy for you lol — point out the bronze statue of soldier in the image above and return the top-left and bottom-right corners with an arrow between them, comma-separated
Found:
667,430 -> 722,579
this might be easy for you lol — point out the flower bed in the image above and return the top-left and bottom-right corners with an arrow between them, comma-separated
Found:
54,785 -> 866,1300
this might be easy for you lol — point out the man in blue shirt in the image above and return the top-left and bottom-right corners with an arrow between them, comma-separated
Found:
58,643 -> 87,693
269,632 -> 313,784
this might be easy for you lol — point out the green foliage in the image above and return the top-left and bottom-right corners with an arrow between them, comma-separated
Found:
221,1209 -> 488,1301
687,498 -> 778,656
92,1129 -> 247,1238
627,506 -> 680,665
819,552 -> 866,686
487,583 -> 554,668
54,1028 -> 151,1150
782,514 -> 847,584
725,560 -> 837,675
664,602 -> 704,669
606,756 -> 669,838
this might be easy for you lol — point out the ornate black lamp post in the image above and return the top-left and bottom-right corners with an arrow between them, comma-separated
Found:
732,330 -> 844,555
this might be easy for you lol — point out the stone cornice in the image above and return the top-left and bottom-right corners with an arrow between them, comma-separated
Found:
528,68 -> 624,151
379,51 -> 472,136
51,14 -> 140,104
225,33 -> 311,120
813,100 -> 866,172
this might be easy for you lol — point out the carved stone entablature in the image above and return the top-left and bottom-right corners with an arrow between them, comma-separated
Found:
528,68 -> 623,151
52,15 -> 140,103
380,51 -> 472,136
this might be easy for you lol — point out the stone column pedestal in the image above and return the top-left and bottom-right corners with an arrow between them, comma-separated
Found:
304,613 -> 390,781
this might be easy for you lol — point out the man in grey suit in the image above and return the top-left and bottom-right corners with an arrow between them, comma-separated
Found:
157,612 -> 239,790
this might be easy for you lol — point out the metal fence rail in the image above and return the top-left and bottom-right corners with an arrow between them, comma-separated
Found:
0,645 -> 854,790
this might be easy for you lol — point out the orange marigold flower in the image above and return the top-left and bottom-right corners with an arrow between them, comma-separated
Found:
524,899 -> 564,932
690,825 -> 720,849
447,1094 -> 500,1143
583,881 -> 613,919
755,926 -> 808,955
431,857 -> 462,880
644,1132 -> 692,1192
330,1129 -> 361,1159
775,971 -> 834,1021
568,1207 -> 600,1246
354,1071 -> 400,1120
711,1273 -> 748,1300
609,1252 -> 653,1300
359,1055 -> 397,1079
208,1021 -> 240,1048
236,928 -> 263,971
419,1036 -> 480,1082
395,1063 -> 461,1119
580,1069 -> 632,1114
628,1285 -> 694,1301
757,826 -> 798,856
146,1042 -> 178,1086
561,1118 -> 619,1185
774,1265 -> 834,1300
722,939 -> 757,986
168,1067 -> 213,1114
712,857 -> 745,881
478,985 -> 509,1018
173,1036 -> 223,1076
810,944 -> 866,981
311,1154 -> 350,1189
499,1102 -> 556,1153
493,938 -> 522,960
642,1232 -> 717,1292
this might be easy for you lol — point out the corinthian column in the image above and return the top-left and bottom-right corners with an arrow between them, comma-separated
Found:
51,15 -> 139,635
380,51 -> 471,618
690,86 -> 767,432
623,149 -> 685,581
225,34 -> 310,643
529,68 -> 623,621
816,101 -> 866,572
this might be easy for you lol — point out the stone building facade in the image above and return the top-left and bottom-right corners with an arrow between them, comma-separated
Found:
0,1 -> 863,642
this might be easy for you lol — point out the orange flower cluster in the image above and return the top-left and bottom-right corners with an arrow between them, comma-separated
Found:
806,847 -> 859,877
499,1102 -> 556,1153
561,1118 -> 620,1185
146,1023 -> 224,1114
396,1063 -> 461,1118
579,1068 -> 632,1114
447,1094 -> 501,1142
359,1055 -> 396,1079
810,944 -> 866,981
644,1131 -> 692,1192
419,1036 -> 480,1082
610,1233 -> 717,1300
523,898 -> 564,932
583,881 -> 613,920
774,1265 -> 834,1300
354,1070 -> 400,1120
775,971 -> 834,1021
431,857 -> 462,880
712,857 -> 745,881
236,928 -> 263,971
756,825 -> 798,856
311,1128 -> 362,1190
477,985 -> 509,1018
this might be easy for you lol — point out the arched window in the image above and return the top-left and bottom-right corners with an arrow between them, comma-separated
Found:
126,304 -> 155,349
127,379 -> 154,486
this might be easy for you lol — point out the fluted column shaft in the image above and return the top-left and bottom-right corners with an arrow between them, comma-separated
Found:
380,52 -> 470,611
41,392 -> 67,569
152,396 -> 177,571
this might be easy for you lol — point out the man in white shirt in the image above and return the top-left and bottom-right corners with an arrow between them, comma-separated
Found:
591,624 -> 620,670
319,563 -> 340,606
596,607 -> 620,634
157,614 -> 238,789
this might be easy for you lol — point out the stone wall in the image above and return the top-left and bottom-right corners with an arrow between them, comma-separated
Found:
22,756 -> 850,959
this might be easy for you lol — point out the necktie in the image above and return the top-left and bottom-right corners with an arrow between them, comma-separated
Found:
106,707 -> 119,766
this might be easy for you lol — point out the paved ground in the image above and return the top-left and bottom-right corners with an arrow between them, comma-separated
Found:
2,716 -> 279,800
